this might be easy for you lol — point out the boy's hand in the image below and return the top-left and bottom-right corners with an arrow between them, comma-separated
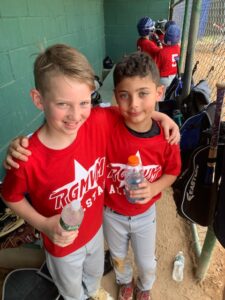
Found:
129,175 -> 177,204
151,111 -> 180,144
43,214 -> 78,247
3,136 -> 31,169
128,180 -> 156,204
161,118 -> 180,145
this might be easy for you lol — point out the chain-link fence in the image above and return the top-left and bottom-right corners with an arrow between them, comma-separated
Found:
171,0 -> 225,282
173,0 -> 225,100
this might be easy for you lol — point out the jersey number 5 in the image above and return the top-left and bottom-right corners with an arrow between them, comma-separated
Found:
172,54 -> 179,68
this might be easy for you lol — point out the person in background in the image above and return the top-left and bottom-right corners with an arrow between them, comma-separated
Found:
103,52 -> 181,300
155,24 -> 181,100
137,16 -> 162,62
154,19 -> 168,42
164,20 -> 177,32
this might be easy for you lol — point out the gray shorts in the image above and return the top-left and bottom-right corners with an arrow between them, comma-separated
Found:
45,226 -> 104,300
103,205 -> 156,290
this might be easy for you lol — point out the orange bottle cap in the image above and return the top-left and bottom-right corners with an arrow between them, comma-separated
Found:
127,155 -> 140,166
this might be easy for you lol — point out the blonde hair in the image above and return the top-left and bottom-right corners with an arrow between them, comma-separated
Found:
34,44 -> 95,94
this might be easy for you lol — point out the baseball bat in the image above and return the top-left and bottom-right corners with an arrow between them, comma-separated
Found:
205,82 -> 225,185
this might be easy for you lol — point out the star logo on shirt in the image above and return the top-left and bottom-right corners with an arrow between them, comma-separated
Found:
49,157 -> 105,210
107,151 -> 161,187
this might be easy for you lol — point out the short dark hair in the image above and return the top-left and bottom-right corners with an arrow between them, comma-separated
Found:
113,51 -> 160,87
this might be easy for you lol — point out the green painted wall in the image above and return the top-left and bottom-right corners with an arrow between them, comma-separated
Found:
104,0 -> 170,62
0,0 -> 105,179
0,0 -> 170,179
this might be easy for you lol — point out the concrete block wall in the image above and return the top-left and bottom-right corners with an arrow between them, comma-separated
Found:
0,0 -> 105,179
104,0 -> 170,62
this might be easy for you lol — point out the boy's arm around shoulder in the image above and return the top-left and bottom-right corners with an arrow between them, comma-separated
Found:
151,111 -> 180,145
3,136 -> 31,170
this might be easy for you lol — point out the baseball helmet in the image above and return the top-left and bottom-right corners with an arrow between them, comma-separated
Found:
155,19 -> 167,33
165,20 -> 176,31
164,24 -> 181,45
137,17 -> 155,36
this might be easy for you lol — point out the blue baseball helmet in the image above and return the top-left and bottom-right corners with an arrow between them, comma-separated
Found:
137,17 -> 155,36
165,20 -> 176,31
164,24 -> 181,45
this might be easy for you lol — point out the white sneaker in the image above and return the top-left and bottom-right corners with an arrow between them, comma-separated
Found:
90,287 -> 114,300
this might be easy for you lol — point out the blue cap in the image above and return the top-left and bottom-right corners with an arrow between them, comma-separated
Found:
137,17 -> 155,36
164,24 -> 180,45
165,20 -> 176,31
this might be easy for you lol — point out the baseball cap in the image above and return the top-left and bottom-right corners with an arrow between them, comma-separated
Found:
164,24 -> 181,45
165,20 -> 176,31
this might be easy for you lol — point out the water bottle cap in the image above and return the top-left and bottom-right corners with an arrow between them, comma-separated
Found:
127,155 -> 140,166
71,200 -> 81,210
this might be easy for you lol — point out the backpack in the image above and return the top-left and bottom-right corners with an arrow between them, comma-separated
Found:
181,79 -> 211,120
172,102 -> 225,226
180,102 -> 215,170
173,143 -> 224,226
159,80 -> 211,125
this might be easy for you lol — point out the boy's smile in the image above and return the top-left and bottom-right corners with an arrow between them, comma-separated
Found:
115,76 -> 163,132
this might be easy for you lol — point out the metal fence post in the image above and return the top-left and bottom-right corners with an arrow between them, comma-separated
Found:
180,0 -> 202,102
195,225 -> 217,280
179,0 -> 191,74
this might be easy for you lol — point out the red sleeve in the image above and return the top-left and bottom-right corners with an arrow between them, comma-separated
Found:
155,48 -> 163,70
145,40 -> 161,55
163,144 -> 181,176
2,166 -> 27,202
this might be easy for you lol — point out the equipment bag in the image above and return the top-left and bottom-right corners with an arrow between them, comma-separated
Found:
173,143 -> 224,226
181,79 -> 211,120
172,101 -> 225,226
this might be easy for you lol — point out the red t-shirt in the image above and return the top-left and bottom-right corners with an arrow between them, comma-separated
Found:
158,33 -> 165,42
137,37 -> 161,61
155,44 -> 181,77
105,118 -> 181,216
2,107 -> 120,257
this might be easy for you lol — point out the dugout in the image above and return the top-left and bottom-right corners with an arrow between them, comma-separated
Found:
1,0 -> 225,297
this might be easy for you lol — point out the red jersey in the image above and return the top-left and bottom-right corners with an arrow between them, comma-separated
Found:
105,117 -> 181,216
137,37 -> 161,61
2,107 -> 120,257
155,44 -> 180,77
158,32 -> 165,42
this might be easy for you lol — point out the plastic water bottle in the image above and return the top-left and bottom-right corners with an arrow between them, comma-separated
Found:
172,251 -> 185,282
124,155 -> 145,203
60,201 -> 84,231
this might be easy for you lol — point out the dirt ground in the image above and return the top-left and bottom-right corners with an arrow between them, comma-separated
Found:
103,188 -> 225,300
0,188 -> 225,299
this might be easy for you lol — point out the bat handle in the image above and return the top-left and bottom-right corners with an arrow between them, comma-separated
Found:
216,82 -> 225,91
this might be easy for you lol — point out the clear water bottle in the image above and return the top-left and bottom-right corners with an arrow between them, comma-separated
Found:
172,251 -> 185,282
124,155 -> 145,203
60,200 -> 84,231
